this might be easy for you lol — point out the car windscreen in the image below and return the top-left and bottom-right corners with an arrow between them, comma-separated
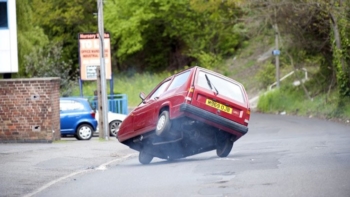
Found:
196,71 -> 245,103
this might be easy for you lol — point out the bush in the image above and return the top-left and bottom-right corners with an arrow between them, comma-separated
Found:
24,43 -> 76,96
256,62 -> 276,88
257,84 -> 350,121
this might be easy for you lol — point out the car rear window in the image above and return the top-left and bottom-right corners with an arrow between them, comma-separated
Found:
196,71 -> 245,103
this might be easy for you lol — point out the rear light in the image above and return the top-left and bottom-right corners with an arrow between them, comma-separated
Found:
244,109 -> 250,124
185,86 -> 195,103
90,111 -> 96,118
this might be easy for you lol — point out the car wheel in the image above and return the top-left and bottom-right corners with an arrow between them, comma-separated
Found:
155,110 -> 171,136
216,136 -> 234,158
139,149 -> 153,165
109,120 -> 122,137
76,124 -> 93,140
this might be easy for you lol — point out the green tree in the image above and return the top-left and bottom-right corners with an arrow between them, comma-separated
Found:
329,0 -> 350,98
24,43 -> 76,96
32,0 -> 98,77
104,0 -> 245,72
16,0 -> 48,76
243,0 -> 350,99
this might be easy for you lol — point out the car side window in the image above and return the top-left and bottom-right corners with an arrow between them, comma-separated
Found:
167,71 -> 190,91
60,101 -> 69,111
149,80 -> 171,100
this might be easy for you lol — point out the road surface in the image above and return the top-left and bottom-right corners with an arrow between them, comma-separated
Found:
34,113 -> 350,197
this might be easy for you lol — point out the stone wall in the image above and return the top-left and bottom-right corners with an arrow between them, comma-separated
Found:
0,78 -> 60,143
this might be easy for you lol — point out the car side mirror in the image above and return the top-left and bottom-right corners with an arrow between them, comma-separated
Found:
139,92 -> 146,102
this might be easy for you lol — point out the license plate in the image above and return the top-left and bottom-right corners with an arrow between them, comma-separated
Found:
205,99 -> 232,114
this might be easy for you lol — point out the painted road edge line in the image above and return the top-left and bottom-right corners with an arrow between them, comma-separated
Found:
23,153 -> 137,197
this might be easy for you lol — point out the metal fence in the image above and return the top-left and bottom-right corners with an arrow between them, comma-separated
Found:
87,94 -> 128,115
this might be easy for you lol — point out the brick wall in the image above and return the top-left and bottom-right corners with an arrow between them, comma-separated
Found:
0,78 -> 61,143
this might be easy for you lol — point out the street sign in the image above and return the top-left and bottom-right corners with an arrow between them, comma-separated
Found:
272,49 -> 281,56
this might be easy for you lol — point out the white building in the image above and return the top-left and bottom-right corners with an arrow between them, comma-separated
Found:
0,0 -> 18,74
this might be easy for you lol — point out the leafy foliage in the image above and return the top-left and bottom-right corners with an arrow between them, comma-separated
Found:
13,0 -> 350,120
16,0 -> 49,76
330,5 -> 350,98
104,0 -> 245,72
256,63 -> 275,88
244,0 -> 349,97
31,0 -> 98,78
258,84 -> 350,120
24,43 -> 77,96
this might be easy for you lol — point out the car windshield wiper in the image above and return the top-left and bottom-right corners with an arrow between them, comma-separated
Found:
205,74 -> 219,95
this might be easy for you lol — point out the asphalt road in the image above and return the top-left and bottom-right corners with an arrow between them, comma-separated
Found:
33,113 -> 350,197
0,136 -> 136,197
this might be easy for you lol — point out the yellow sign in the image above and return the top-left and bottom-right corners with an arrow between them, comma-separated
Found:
78,33 -> 112,80
205,99 -> 232,114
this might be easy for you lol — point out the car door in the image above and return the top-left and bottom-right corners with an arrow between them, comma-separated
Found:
132,79 -> 172,133
60,100 -> 86,133
60,101 -> 72,133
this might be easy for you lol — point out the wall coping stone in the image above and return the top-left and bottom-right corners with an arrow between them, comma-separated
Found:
0,77 -> 60,82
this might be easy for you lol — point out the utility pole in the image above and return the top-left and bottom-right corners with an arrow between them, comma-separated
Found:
272,7 -> 280,89
274,24 -> 280,88
97,0 -> 109,140
96,67 -> 104,139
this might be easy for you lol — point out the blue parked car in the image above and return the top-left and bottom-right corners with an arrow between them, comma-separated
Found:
60,97 -> 98,140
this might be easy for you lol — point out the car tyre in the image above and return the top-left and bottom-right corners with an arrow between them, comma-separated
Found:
216,135 -> 234,157
155,110 -> 171,136
109,120 -> 122,137
139,150 -> 153,165
76,124 -> 93,140
75,135 -> 82,140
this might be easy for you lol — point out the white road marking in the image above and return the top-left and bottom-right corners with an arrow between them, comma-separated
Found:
23,153 -> 137,197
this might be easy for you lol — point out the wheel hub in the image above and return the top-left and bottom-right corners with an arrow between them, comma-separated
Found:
79,126 -> 91,139
157,115 -> 166,130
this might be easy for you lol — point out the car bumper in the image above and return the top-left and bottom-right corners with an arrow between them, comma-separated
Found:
180,103 -> 248,135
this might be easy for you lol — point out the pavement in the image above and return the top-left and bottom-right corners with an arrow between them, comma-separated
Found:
0,136 -> 137,197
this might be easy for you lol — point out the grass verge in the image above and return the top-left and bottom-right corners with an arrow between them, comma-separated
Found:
257,84 -> 350,123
